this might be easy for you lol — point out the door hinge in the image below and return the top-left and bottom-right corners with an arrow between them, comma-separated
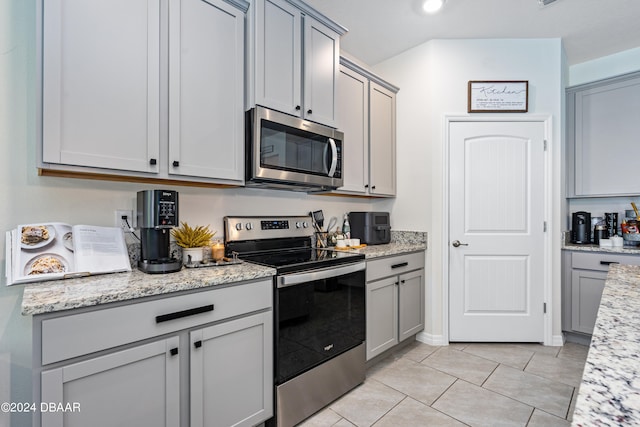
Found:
543,302 -> 547,314
543,221 -> 547,232
544,140 -> 548,151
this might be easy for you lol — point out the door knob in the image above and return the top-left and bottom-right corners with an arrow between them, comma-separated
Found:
452,240 -> 468,247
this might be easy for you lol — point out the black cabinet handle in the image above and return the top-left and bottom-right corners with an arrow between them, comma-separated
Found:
401,280 -> 406,284
170,347 -> 179,356
364,184 -> 369,188
194,340 -> 202,349
149,158 -> 157,165
600,261 -> 619,266
391,262 -> 408,269
155,304 -> 214,323
371,185 -> 376,190
172,161 -> 180,167
295,105 -> 301,111
307,109 -> 313,114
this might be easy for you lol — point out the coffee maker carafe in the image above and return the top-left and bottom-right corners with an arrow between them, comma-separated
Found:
571,211 -> 591,244
137,190 -> 182,274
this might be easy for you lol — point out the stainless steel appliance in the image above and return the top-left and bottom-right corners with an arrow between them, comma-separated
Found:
571,211 -> 591,244
349,211 -> 391,245
137,190 -> 182,273
245,106 -> 344,192
224,216 -> 365,427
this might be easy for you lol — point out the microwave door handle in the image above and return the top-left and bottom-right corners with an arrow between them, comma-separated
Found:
328,138 -> 338,177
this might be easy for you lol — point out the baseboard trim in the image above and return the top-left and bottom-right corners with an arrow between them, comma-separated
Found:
416,331 -> 447,346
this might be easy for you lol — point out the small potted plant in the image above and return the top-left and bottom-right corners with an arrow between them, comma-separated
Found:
171,222 -> 216,264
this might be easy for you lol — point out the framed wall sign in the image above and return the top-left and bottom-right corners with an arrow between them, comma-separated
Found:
468,80 -> 528,113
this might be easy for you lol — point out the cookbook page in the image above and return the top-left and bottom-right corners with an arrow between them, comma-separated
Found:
12,223 -> 75,284
72,225 -> 131,274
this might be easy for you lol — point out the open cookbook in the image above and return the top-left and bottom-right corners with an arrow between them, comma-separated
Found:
5,223 -> 132,285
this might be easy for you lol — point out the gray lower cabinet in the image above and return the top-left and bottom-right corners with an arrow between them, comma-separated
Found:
33,278 -> 273,427
190,312 -> 273,427
365,252 -> 425,360
41,337 -> 180,427
563,251 -> 640,335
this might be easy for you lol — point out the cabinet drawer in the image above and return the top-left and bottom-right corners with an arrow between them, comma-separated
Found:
40,279 -> 272,365
571,251 -> 640,272
366,251 -> 424,282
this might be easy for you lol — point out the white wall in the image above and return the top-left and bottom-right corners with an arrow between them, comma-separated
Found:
569,47 -> 640,87
0,1 -> 377,422
373,39 -> 565,344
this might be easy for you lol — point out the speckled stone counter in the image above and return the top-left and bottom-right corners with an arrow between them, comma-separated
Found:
22,262 -> 276,316
562,231 -> 640,255
343,231 -> 427,259
572,264 -> 640,426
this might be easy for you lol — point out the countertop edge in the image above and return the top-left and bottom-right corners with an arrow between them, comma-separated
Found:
571,263 -> 640,426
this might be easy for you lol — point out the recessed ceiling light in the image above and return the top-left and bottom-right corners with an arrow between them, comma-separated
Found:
423,0 -> 445,14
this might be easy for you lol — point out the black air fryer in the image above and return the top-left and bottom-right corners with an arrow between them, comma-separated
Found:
571,211 -> 591,244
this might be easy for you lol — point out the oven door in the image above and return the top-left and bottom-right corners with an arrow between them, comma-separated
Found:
247,106 -> 344,190
274,261 -> 365,385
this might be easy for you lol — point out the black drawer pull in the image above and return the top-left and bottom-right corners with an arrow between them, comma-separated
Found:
170,347 -> 179,356
155,304 -> 214,323
194,340 -> 202,349
600,261 -> 619,266
391,262 -> 409,269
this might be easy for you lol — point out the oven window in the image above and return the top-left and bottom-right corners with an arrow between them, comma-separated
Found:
260,121 -> 330,176
275,269 -> 365,384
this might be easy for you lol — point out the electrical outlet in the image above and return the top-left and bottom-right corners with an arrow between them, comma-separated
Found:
115,210 -> 134,232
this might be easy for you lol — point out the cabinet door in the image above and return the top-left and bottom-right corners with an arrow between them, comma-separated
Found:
369,81 -> 396,196
398,269 -> 425,341
42,0 -> 160,173
190,311 -> 273,427
168,0 -> 244,182
571,269 -> 607,334
40,337 -> 179,427
303,16 -> 339,127
571,75 -> 640,196
366,276 -> 398,360
336,65 -> 369,194
254,0 -> 302,117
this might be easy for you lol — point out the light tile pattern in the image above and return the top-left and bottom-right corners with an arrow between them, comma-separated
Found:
300,341 -> 588,427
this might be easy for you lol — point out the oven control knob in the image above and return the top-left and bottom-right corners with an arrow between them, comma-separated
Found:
295,222 -> 302,228
235,223 -> 243,231
245,223 -> 253,230
302,221 -> 309,228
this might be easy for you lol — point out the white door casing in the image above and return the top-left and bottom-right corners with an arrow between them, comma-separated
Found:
448,119 -> 547,342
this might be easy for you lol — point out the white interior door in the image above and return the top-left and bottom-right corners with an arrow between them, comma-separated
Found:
449,120 -> 546,342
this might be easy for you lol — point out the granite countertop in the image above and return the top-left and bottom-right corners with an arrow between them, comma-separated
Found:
563,242 -> 640,255
341,230 -> 427,259
22,231 -> 427,316
572,263 -> 640,426
22,262 -> 276,316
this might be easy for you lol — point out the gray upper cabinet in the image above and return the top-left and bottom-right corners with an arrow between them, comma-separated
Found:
168,0 -> 246,181
41,0 -> 161,174
248,0 -> 346,127
566,71 -> 640,197
335,58 -> 398,197
40,0 -> 247,185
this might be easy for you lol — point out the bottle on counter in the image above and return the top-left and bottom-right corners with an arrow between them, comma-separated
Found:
342,214 -> 350,239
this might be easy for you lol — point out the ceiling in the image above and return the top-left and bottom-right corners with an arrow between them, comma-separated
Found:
304,0 -> 640,66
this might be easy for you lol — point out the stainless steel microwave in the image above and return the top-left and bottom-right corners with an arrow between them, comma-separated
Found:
245,106 -> 344,192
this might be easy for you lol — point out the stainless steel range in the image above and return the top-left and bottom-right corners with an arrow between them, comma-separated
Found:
224,216 -> 366,427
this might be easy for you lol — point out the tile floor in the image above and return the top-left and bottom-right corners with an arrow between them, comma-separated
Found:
299,341 -> 588,427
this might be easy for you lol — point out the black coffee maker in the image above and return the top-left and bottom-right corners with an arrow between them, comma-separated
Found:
571,211 -> 591,244
137,190 -> 182,273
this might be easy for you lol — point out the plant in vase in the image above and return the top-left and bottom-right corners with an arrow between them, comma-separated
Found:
171,222 -> 216,264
